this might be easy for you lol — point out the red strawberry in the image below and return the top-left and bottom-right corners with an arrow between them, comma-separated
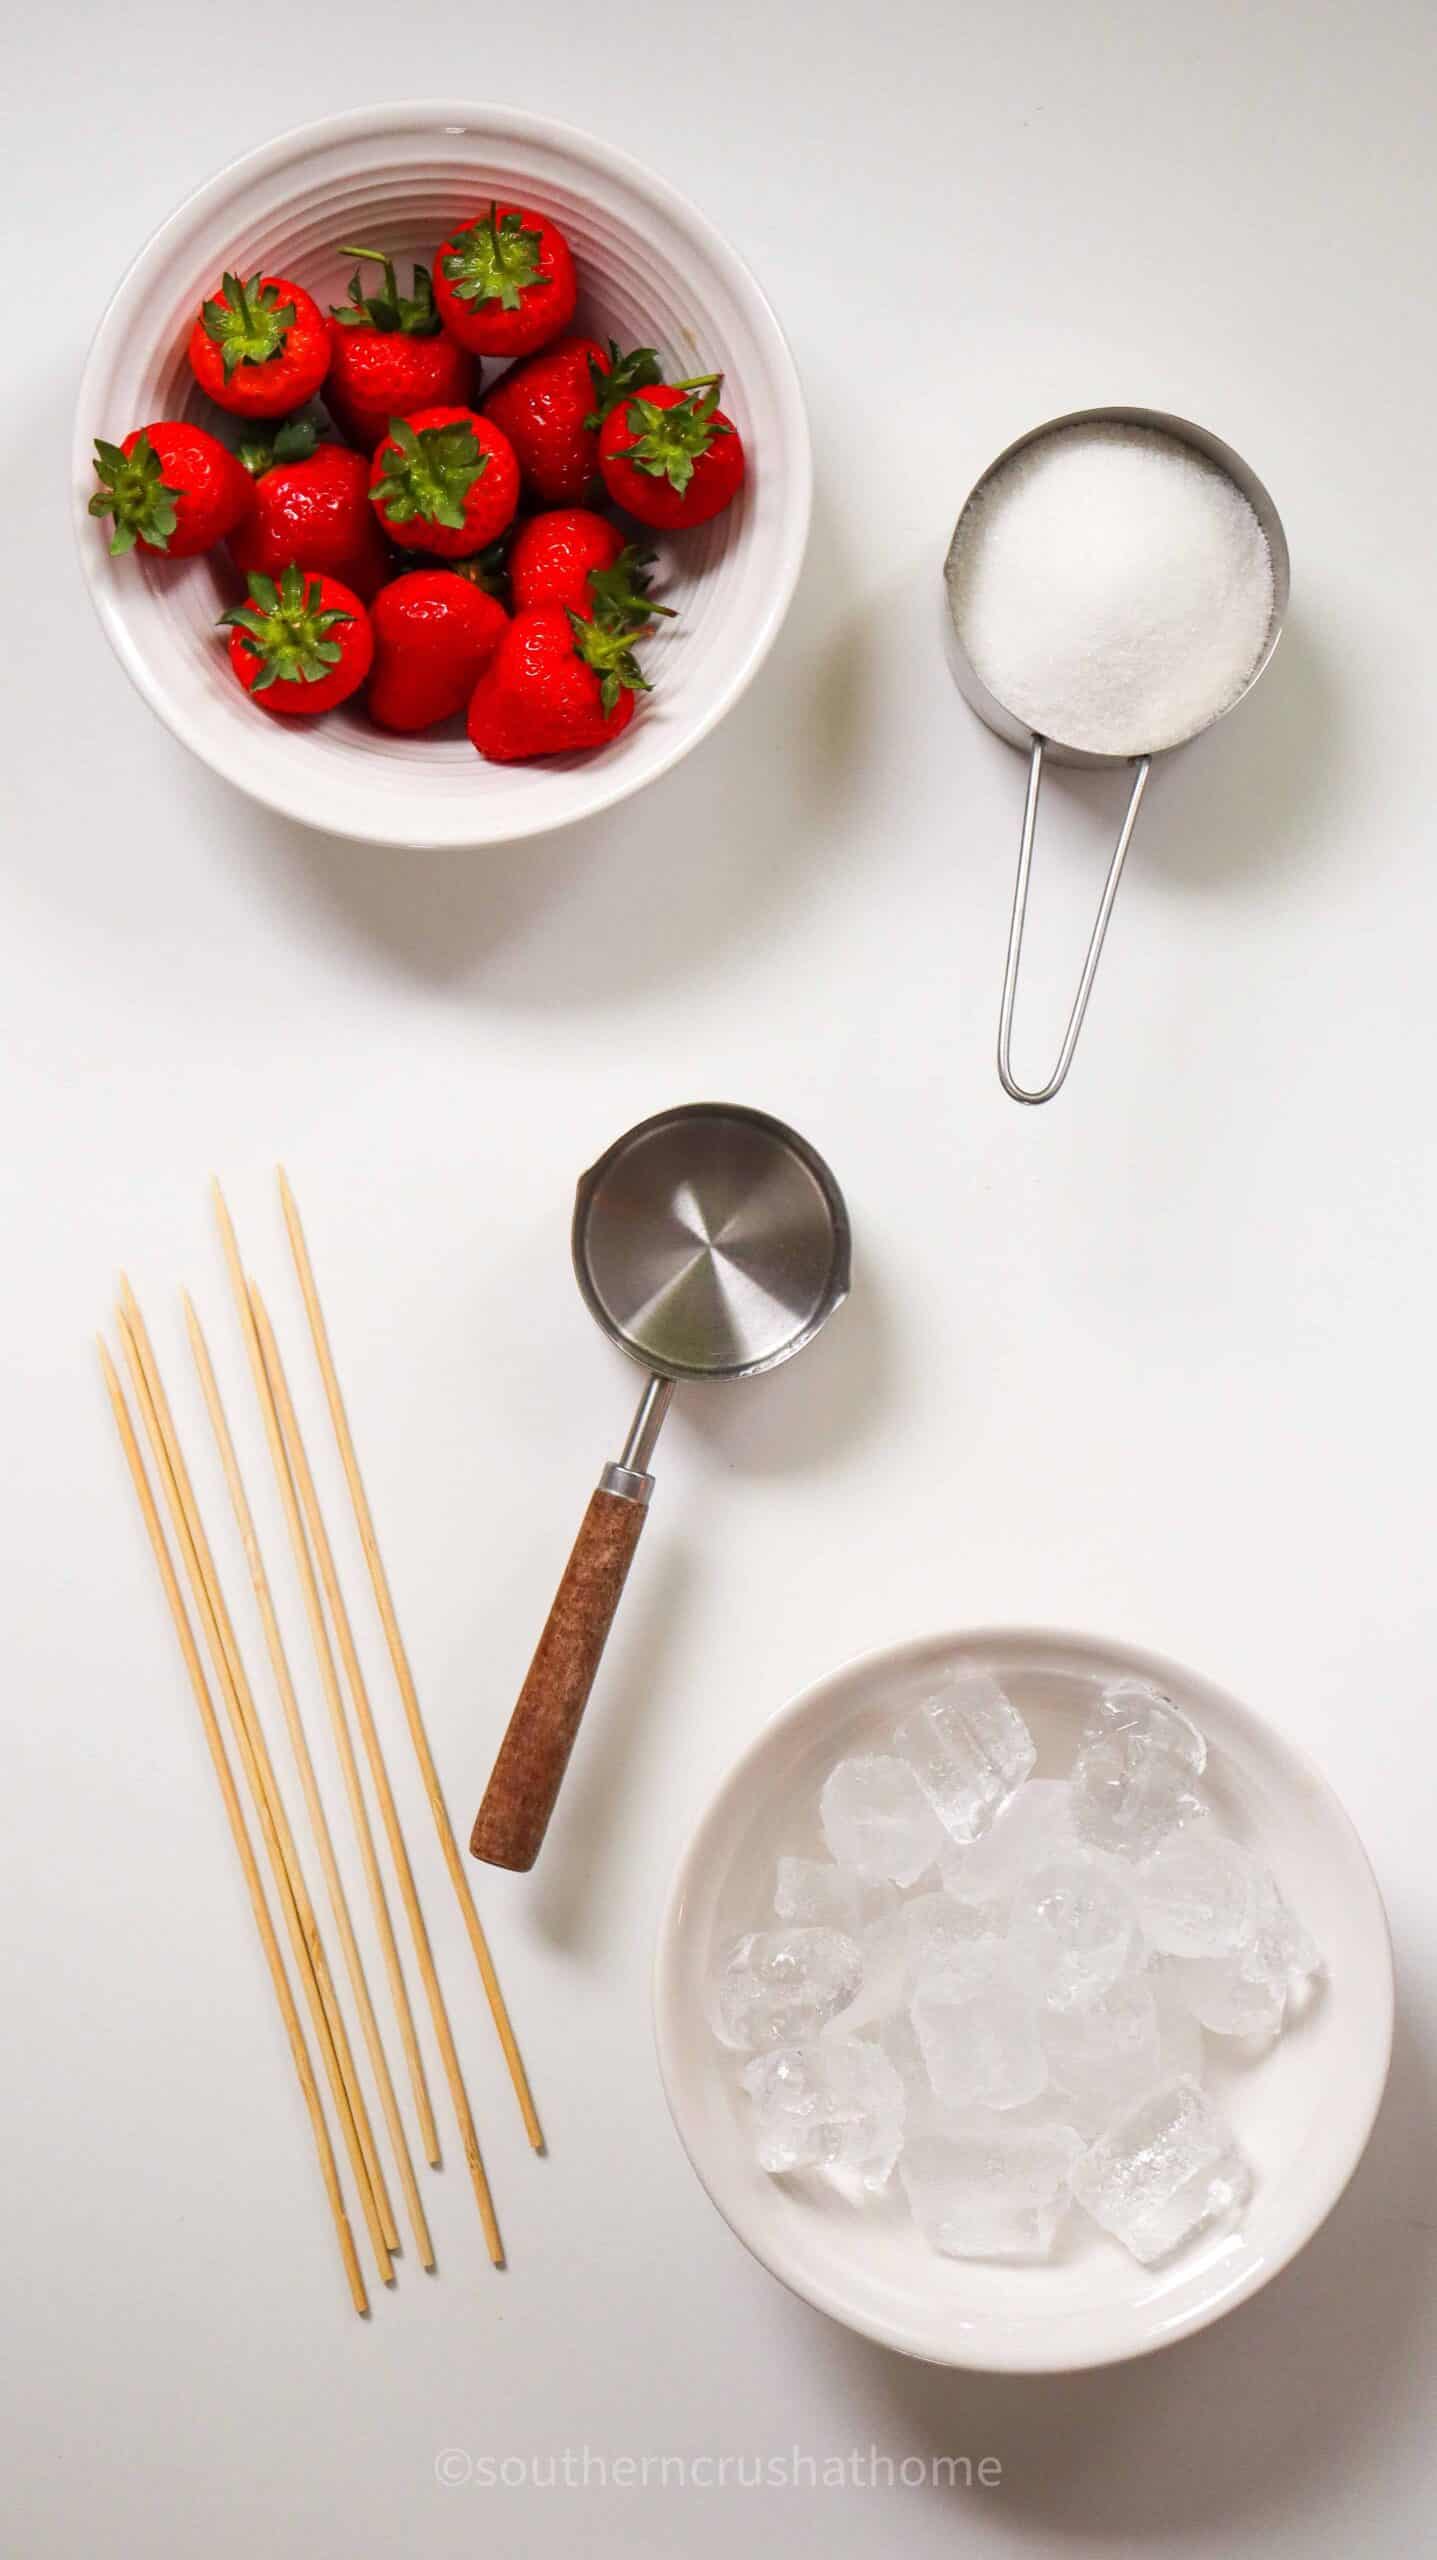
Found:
219,565 -> 372,716
188,272 -> 330,419
434,202 -> 577,360
88,423 -> 252,559
598,377 -> 745,529
230,415 -> 389,602
369,406 -> 519,558
509,510 -> 674,629
467,603 -> 651,762
481,336 -> 660,505
325,247 -> 473,450
368,571 -> 509,732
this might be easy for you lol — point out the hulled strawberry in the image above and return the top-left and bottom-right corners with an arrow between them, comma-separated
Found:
467,603 -> 651,762
481,336 -> 660,505
326,247 -> 473,449
598,377 -> 745,530
509,509 -> 673,628
188,272 -> 330,419
230,414 -> 389,602
434,203 -> 577,360
89,423 -> 252,558
367,571 -> 509,732
368,406 -> 520,558
219,564 -> 372,715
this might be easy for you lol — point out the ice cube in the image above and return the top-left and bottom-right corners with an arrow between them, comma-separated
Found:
1088,1678 -> 1207,1774
1069,1723 -> 1204,1862
1136,1833 -> 1258,1959
1040,1974 -> 1164,2116
940,1777 -> 1075,1904
819,1754 -> 947,1885
1147,1963 -> 1206,2084
742,2037 -> 905,2184
1241,1866 -> 1322,1990
878,2009 -> 935,2115
894,1674 -> 1036,1844
911,1947 -> 1048,2112
773,1855 -> 871,1936
1070,2077 -> 1252,2264
1169,1954 -> 1285,2041
711,1927 -> 862,2051
848,1891 -> 1002,2029
1010,1853 -> 1138,2008
901,2121 -> 1082,2261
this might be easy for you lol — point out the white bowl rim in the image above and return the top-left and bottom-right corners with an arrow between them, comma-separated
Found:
71,99 -> 813,850
652,1621 -> 1395,2374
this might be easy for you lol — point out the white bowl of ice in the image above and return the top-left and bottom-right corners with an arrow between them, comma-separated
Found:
653,1627 -> 1393,2373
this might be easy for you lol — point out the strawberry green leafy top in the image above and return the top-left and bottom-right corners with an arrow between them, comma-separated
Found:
89,432 -> 178,556
371,417 -> 489,530
584,340 -> 664,428
588,545 -> 677,634
201,272 -> 299,378
218,563 -> 354,692
567,610 -> 655,718
620,378 -> 731,496
331,247 -> 443,336
442,204 -> 551,311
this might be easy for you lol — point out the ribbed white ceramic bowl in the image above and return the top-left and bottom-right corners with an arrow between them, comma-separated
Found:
655,1628 -> 1393,2373
73,104 -> 812,849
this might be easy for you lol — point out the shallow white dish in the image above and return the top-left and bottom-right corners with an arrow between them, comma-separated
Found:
654,1626 -> 1393,2373
72,102 -> 811,850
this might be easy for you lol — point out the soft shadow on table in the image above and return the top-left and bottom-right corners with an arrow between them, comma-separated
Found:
999,615 -> 1339,904
786,1994 -> 1431,2541
200,480 -> 878,1011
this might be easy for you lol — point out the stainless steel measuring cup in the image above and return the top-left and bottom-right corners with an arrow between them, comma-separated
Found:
471,1103 -> 851,1870
944,405 -> 1290,1103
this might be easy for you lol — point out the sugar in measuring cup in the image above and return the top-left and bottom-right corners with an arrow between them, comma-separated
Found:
944,407 -> 1289,1103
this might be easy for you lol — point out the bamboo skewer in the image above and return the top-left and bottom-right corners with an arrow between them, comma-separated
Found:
116,1286 -> 394,2290
184,1293 -> 434,2272
251,1282 -> 505,2268
98,1339 -> 367,2318
277,1168 -> 543,2153
210,1194 -> 442,2176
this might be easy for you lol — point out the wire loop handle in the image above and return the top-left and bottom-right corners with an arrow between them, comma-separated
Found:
997,740 -> 1152,1104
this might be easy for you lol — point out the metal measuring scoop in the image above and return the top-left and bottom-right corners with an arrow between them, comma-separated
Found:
944,405 -> 1290,1104
471,1103 -> 851,1871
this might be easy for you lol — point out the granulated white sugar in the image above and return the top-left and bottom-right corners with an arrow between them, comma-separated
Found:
946,422 -> 1275,756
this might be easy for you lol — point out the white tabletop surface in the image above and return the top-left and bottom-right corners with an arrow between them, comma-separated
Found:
6,4 -> 1435,2553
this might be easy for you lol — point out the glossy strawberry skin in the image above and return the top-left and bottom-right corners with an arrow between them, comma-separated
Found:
227,574 -> 373,716
598,383 -> 746,530
230,446 -> 390,602
324,318 -> 474,451
467,604 -> 636,761
187,277 -> 330,419
368,572 -> 509,731
119,423 -> 252,557
509,509 -> 626,618
433,205 -> 577,360
481,336 -> 609,504
368,405 -> 520,559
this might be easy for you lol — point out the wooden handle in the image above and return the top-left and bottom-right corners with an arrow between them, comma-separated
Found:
471,1486 -> 649,1871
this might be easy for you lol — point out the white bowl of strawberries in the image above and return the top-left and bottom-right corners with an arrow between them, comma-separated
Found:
73,103 -> 811,849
